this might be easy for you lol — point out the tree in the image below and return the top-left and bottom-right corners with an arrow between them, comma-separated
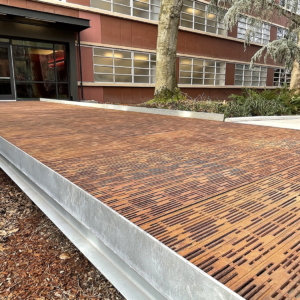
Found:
155,0 -> 183,95
210,0 -> 300,91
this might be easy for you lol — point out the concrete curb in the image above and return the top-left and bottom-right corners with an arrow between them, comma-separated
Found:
40,99 -> 225,122
226,115 -> 300,122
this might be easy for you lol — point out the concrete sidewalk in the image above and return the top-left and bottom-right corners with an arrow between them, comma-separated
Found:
226,116 -> 300,130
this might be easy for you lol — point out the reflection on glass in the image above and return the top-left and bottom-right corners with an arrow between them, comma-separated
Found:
0,47 -> 11,95
12,40 -> 53,49
13,46 -> 55,81
58,84 -> 69,99
0,38 -> 9,43
16,83 -> 56,98
55,45 -> 68,82
11,42 -> 69,99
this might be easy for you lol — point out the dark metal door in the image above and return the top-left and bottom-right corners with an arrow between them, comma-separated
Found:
0,45 -> 15,100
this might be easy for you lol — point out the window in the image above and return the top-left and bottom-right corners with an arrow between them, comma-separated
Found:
93,47 -> 156,83
234,64 -> 268,86
277,27 -> 288,39
273,68 -> 291,86
180,0 -> 227,36
279,0 -> 300,13
179,57 -> 226,85
12,40 -> 69,99
91,0 -> 161,21
91,0 -> 227,35
237,17 -> 270,44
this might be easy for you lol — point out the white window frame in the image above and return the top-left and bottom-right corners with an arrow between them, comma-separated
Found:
180,0 -> 227,36
279,0 -> 300,14
93,47 -> 156,84
179,57 -> 226,86
277,27 -> 288,39
234,64 -> 268,87
91,0 -> 161,21
237,17 -> 270,45
273,68 -> 291,86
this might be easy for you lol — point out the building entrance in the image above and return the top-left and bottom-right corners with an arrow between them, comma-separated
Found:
0,44 -> 15,100
0,38 -> 70,100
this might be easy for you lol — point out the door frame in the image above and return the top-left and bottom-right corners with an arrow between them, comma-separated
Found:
0,44 -> 16,101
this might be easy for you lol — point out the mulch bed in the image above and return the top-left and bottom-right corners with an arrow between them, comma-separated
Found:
0,169 -> 125,300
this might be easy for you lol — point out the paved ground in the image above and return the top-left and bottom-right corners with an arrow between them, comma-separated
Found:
229,118 -> 300,130
1,102 -> 300,300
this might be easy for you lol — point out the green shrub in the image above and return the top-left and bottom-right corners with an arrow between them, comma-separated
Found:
225,86 -> 300,118
138,86 -> 300,118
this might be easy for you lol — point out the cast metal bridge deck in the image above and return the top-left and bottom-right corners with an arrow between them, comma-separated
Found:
1,101 -> 300,300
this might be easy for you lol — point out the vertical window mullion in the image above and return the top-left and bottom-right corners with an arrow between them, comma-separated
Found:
131,51 -> 134,83
148,54 -> 151,84
214,62 -> 216,85
193,1 -> 195,30
191,59 -> 193,85
130,0 -> 133,17
203,60 -> 205,85
113,50 -> 115,83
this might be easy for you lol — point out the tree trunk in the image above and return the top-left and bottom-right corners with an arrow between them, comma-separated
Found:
290,36 -> 300,92
290,61 -> 300,92
155,0 -> 183,94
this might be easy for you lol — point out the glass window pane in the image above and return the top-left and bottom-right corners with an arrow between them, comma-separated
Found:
115,0 -> 130,5
115,75 -> 132,82
133,0 -> 149,9
205,66 -> 215,73
0,79 -> 11,94
114,50 -> 131,59
134,53 -> 149,60
133,8 -> 149,19
193,78 -> 203,85
134,68 -> 149,75
115,67 -> 131,74
91,0 -> 112,10
113,4 -> 131,15
12,40 -> 53,49
55,44 -> 68,82
180,78 -> 192,84
94,48 -> 113,57
181,20 -> 193,28
194,23 -> 205,31
180,71 -> 191,77
58,83 -> 69,99
215,79 -> 225,85
193,65 -> 204,72
94,66 -> 114,73
180,58 -> 192,65
134,76 -> 149,83
16,83 -> 56,98
13,46 -> 55,82
134,60 -> 149,68
115,58 -> 132,67
180,64 -> 191,71
204,79 -> 214,85
0,38 -> 9,43
94,56 -> 113,65
94,74 -> 114,82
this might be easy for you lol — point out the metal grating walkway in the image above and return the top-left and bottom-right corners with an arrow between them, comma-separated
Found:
1,102 -> 300,300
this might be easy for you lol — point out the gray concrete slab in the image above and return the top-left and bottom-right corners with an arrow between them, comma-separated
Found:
226,116 -> 300,130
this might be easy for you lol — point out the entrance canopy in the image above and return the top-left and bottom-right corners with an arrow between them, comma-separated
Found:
0,4 -> 90,32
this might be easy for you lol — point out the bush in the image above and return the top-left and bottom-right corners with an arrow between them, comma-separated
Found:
138,86 -> 300,118
225,86 -> 300,118
140,88 -> 229,113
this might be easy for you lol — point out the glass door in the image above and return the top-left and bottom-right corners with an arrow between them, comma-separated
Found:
0,45 -> 15,100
